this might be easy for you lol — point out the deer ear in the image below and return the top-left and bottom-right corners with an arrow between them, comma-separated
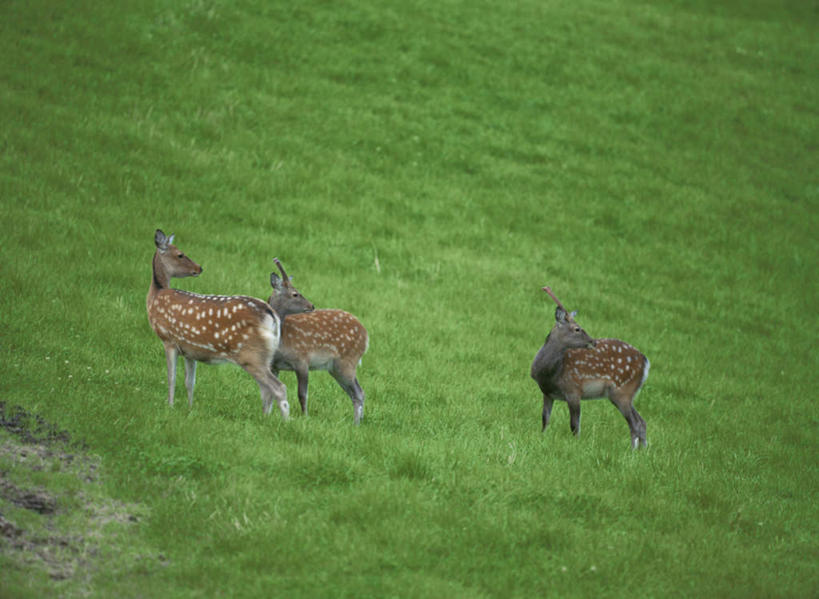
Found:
270,272 -> 283,290
569,310 -> 578,320
555,306 -> 568,324
155,229 -> 169,251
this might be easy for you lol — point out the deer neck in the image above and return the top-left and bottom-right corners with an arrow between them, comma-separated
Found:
532,332 -> 570,381
269,301 -> 299,322
147,252 -> 171,310
269,300 -> 284,320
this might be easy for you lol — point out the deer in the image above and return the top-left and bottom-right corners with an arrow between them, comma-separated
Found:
146,229 -> 309,420
530,286 -> 650,449
267,258 -> 369,424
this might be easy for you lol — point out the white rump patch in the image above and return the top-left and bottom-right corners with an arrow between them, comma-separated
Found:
257,312 -> 281,356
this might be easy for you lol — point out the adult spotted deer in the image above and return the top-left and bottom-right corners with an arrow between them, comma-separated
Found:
268,259 -> 369,424
530,287 -> 650,448
146,230 -> 297,420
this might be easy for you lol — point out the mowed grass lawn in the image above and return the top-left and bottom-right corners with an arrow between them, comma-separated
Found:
1,0 -> 817,597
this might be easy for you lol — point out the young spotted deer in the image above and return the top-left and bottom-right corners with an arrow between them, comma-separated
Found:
530,287 -> 650,449
268,259 -> 369,424
146,230 -> 301,420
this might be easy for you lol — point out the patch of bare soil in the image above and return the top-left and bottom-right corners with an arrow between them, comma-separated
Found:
0,402 -> 149,583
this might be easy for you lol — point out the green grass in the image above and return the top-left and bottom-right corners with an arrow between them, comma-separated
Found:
1,0 -> 817,596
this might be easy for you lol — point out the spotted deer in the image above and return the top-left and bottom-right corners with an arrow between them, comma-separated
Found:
146,230 -> 302,419
268,259 -> 369,424
530,286 -> 650,448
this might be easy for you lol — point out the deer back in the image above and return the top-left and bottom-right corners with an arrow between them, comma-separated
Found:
149,291 -> 280,364
560,339 -> 649,399
276,309 -> 368,371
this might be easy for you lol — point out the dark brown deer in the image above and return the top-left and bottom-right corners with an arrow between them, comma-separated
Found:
146,230 -> 301,419
530,286 -> 650,448
268,259 -> 369,424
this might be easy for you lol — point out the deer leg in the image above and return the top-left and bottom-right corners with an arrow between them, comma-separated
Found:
541,395 -> 554,431
264,372 -> 289,420
242,361 -> 289,420
183,357 -> 197,408
295,366 -> 309,416
163,344 -> 178,406
610,395 -> 641,449
330,370 -> 364,425
262,370 -> 290,420
351,377 -> 365,425
631,406 -> 647,447
567,398 -> 582,437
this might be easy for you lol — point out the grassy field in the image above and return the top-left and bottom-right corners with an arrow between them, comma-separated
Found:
1,0 -> 817,596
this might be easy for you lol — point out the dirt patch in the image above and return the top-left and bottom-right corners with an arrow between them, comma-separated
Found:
0,402 -> 72,446
0,478 -> 57,514
0,513 -> 23,538
0,402 -> 151,584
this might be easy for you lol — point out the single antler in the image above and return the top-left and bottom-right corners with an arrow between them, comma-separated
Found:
542,286 -> 571,316
274,257 -> 290,281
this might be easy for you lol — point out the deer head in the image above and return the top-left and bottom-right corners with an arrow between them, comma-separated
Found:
153,229 -> 202,284
268,258 -> 315,318
544,287 -> 595,350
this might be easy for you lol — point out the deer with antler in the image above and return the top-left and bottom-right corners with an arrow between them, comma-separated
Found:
146,230 -> 312,419
268,259 -> 369,424
530,286 -> 650,448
